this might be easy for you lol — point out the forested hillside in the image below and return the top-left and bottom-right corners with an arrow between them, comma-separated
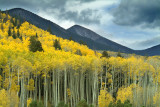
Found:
6,8 -> 115,52
6,8 -> 160,56
0,11 -> 160,107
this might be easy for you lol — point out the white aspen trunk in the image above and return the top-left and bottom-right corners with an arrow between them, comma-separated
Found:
143,72 -> 147,106
111,66 -> 114,96
92,68 -> 98,106
20,71 -> 25,107
100,72 -> 102,89
55,71 -> 58,106
70,70 -> 73,107
10,67 -> 13,92
57,70 -> 60,105
80,72 -> 84,100
105,66 -> 107,89
128,64 -> 130,87
35,72 -> 37,101
45,73 -> 48,107
17,67 -> 20,96
49,73 -> 52,103
27,75 -> 30,100
52,70 -> 55,105
8,63 -> 10,91
64,68 -> 67,104
86,72 -> 89,104
39,75 -> 41,102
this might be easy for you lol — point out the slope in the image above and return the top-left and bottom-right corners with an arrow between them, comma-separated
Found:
5,8 -> 135,53
5,8 -> 160,56
67,25 -> 134,53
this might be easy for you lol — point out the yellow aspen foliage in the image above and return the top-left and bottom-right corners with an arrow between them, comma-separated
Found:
1,10 -> 160,107
10,80 -> 20,92
153,92 -> 160,106
8,91 -> 19,107
0,75 -> 2,88
98,89 -> 113,107
0,89 -> 10,107
27,79 -> 35,91
27,98 -> 32,107
117,85 -> 133,103
67,88 -> 71,98
4,79 -> 9,89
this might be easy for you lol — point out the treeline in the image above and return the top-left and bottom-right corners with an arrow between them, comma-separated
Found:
0,10 -> 23,40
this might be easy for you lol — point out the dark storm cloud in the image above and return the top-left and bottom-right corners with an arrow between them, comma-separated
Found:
113,0 -> 160,28
133,36 -> 160,49
55,9 -> 101,24
40,0 -> 100,24
0,0 -> 99,24
1,0 -> 38,7
139,38 -> 160,47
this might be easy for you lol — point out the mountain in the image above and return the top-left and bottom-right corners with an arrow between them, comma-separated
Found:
4,8 -> 160,56
135,45 -> 160,56
67,25 -> 134,53
68,25 -> 160,56
68,25 -> 102,41
5,8 -> 118,51
5,8 -> 136,53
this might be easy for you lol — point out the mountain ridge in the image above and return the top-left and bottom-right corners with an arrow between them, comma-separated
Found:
4,8 -> 160,56
67,25 -> 134,53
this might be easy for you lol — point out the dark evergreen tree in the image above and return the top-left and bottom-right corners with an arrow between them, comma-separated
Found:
10,18 -> 14,24
19,35 -> 23,41
36,33 -> 38,38
12,29 -> 17,39
1,23 -> 3,31
47,26 -> 52,34
14,18 -> 17,26
17,29 -> 20,38
101,51 -> 110,58
117,51 -> 123,58
79,40 -> 87,46
16,16 -> 22,28
8,27 -> 12,36
69,36 -> 73,41
3,10 -> 8,23
3,17 -> 8,23
54,39 -> 61,50
75,49 -> 82,56
17,20 -> 21,28
29,36 -> 43,52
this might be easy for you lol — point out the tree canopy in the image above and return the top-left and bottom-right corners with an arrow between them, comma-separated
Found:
0,10 -> 159,107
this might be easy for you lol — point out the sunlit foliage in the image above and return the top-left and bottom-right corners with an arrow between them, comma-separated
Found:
0,11 -> 160,107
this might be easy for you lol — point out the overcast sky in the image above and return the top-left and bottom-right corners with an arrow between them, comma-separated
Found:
1,0 -> 160,50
